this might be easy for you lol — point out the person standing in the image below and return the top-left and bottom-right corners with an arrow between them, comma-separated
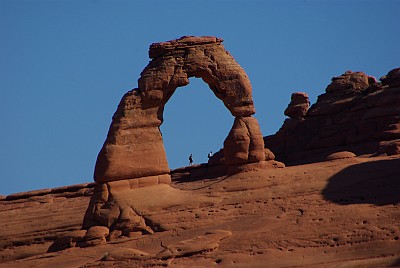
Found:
189,154 -> 193,166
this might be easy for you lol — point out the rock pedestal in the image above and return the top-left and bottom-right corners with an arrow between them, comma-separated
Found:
284,92 -> 310,119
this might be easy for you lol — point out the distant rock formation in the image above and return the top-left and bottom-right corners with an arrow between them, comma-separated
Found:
284,92 -> 310,120
325,70 -> 376,94
380,67 -> 400,88
82,36 -> 270,239
265,68 -> 400,163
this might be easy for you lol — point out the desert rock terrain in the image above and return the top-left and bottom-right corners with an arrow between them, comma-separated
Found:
1,154 -> 399,267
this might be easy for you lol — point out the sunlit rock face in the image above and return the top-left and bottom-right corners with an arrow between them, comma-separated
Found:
81,36 -> 269,238
94,36 -> 265,184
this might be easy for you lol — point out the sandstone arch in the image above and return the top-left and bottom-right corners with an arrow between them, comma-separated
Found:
82,36 -> 269,234
94,36 -> 265,184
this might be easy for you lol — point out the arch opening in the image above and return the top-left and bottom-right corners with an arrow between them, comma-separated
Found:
160,77 -> 232,169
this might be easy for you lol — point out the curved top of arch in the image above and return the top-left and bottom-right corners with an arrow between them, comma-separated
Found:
137,36 -> 255,118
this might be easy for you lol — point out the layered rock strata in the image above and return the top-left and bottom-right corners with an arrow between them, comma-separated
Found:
265,68 -> 400,163
3,155 -> 399,267
82,36 -> 268,239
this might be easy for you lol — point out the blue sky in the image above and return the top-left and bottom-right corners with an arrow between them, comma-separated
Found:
1,0 -> 399,195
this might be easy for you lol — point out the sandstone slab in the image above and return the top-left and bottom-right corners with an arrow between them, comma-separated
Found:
1,155 -> 399,267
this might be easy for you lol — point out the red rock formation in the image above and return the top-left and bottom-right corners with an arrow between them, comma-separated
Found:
284,92 -> 310,119
83,36 -> 269,239
265,68 -> 400,163
325,70 -> 376,94
94,36 -> 263,184
224,117 -> 269,174
224,117 -> 265,165
380,67 -> 400,88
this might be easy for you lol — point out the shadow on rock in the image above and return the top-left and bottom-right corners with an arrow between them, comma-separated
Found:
171,163 -> 227,183
322,158 -> 400,205
391,257 -> 400,267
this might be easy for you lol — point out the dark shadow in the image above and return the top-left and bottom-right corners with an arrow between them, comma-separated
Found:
274,141 -> 381,167
171,163 -> 227,183
322,158 -> 400,205
391,257 -> 400,267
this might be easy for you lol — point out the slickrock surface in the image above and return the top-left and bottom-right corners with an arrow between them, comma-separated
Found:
0,155 -> 399,267
265,68 -> 400,164
0,183 -> 94,263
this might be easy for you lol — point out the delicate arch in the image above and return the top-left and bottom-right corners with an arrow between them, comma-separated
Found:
94,36 -> 266,183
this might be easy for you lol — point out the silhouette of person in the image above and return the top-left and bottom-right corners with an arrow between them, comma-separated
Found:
208,151 -> 213,159
189,154 -> 193,166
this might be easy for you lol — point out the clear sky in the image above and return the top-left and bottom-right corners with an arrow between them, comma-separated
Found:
1,0 -> 399,195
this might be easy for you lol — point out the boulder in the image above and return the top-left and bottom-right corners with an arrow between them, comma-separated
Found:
325,70 -> 375,95
380,68 -> 400,88
207,149 -> 225,166
386,141 -> 400,156
79,226 -> 109,247
265,148 -> 275,160
47,230 -> 87,252
284,92 -> 310,119
326,151 -> 356,161
84,226 -> 109,240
